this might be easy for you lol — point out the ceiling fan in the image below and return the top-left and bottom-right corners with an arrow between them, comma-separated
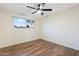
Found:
26,3 -> 52,15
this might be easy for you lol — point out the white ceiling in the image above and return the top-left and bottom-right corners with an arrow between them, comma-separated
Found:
0,3 -> 79,18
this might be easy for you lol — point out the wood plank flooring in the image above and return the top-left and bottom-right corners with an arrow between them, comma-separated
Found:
0,39 -> 79,56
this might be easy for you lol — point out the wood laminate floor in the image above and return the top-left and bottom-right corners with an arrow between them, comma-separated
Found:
0,39 -> 79,56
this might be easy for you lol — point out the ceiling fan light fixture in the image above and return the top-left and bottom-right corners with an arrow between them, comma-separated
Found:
40,6 -> 42,9
37,10 -> 42,13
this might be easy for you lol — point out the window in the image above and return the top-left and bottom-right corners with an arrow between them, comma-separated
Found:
26,20 -> 35,28
13,16 -> 26,28
13,16 -> 35,28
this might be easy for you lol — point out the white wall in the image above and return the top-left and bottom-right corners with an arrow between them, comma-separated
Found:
0,8 -> 41,48
41,6 -> 79,50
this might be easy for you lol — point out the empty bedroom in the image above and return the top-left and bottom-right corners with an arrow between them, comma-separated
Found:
0,3 -> 79,56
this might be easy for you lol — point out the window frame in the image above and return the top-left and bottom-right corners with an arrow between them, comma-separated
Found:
13,16 -> 35,29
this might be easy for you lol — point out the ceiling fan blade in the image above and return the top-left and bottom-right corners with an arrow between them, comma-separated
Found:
32,11 -> 38,14
38,4 -> 40,7
42,3 -> 45,6
27,6 -> 37,10
38,4 -> 41,10
41,9 -> 52,11
41,12 -> 44,15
